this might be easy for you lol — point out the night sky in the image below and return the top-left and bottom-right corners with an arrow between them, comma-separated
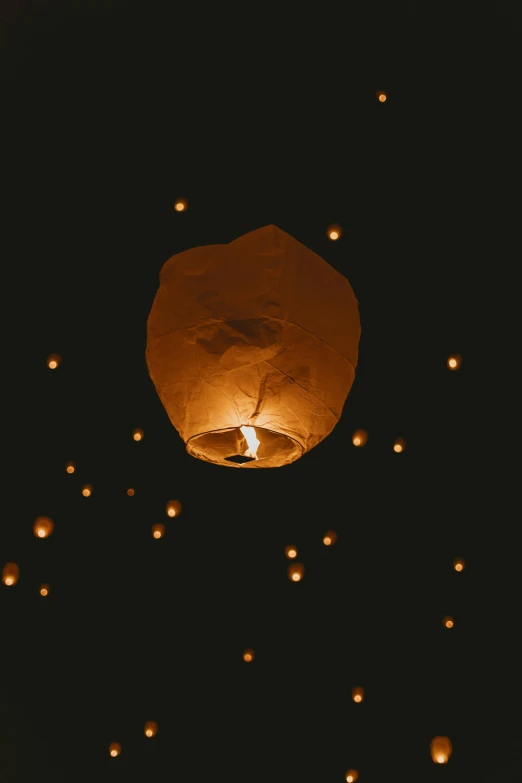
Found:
1,4 -> 520,782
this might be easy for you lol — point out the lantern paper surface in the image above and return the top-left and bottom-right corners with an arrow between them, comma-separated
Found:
147,225 -> 361,468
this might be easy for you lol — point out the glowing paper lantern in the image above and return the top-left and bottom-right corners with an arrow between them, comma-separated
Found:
109,743 -> 121,757
81,484 -> 92,497
33,516 -> 54,539
453,558 -> 465,572
447,354 -> 462,370
323,530 -> 337,546
147,225 -> 360,468
152,523 -> 165,539
166,500 -> 182,518
40,584 -> 50,596
352,429 -> 368,447
2,562 -> 19,586
284,545 -> 298,559
66,462 -> 75,474
430,736 -> 452,764
443,616 -> 454,629
47,353 -> 61,369
345,770 -> 359,783
352,687 -> 364,703
376,90 -> 387,102
174,199 -> 187,212
288,563 -> 304,582
144,721 -> 158,738
393,438 -> 405,453
243,648 -> 254,662
127,488 -> 135,496
327,224 -> 342,240
133,428 -> 144,441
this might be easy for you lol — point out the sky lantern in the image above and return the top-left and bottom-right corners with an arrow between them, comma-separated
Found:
376,90 -> 387,102
323,530 -> 337,546
2,562 -> 19,586
133,428 -> 144,441
345,770 -> 359,782
152,523 -> 165,539
144,721 -> 158,738
352,429 -> 367,447
81,484 -> 92,497
453,557 -> 465,572
284,545 -> 298,559
447,354 -> 462,370
174,198 -> 187,212
243,648 -> 254,662
166,500 -> 182,518
443,616 -> 454,629
288,563 -> 304,582
327,224 -> 342,240
33,516 -> 54,538
147,225 -> 360,468
127,488 -> 135,496
109,742 -> 121,757
40,583 -> 50,596
393,438 -> 405,453
66,462 -> 75,474
47,353 -> 61,369
430,736 -> 452,764
351,687 -> 364,703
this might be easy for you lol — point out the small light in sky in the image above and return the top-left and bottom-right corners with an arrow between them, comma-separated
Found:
82,484 -> 92,497
40,584 -> 50,597
327,225 -> 342,240
377,90 -> 387,102
323,530 -> 337,546
443,616 -> 454,629
447,354 -> 462,370
174,199 -> 187,212
47,354 -> 61,369
352,430 -> 368,447
66,462 -> 75,474
133,429 -> 144,441
109,743 -> 121,758
284,545 -> 298,559
243,649 -> 254,663
288,563 -> 304,582
393,438 -> 405,453
152,523 -> 165,539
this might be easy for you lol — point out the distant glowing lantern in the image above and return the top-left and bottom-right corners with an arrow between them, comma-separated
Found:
109,743 -> 121,757
147,225 -> 360,468
47,354 -> 61,369
352,429 -> 368,447
166,500 -> 182,518
33,516 -> 54,538
66,462 -> 75,474
453,558 -> 464,572
345,770 -> 359,783
393,438 -> 405,453
243,648 -> 255,662
352,687 -> 364,703
144,721 -> 158,738
377,90 -> 387,102
447,354 -> 462,370
152,523 -> 165,539
284,545 -> 298,559
327,225 -> 342,240
323,530 -> 337,546
174,199 -> 187,212
127,488 -> 135,496
133,428 -> 144,441
82,484 -> 92,497
288,563 -> 304,582
40,583 -> 50,597
430,736 -> 452,764
2,562 -> 19,586
443,616 -> 454,629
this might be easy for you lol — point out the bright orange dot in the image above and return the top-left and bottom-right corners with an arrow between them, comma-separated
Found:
346,771 -> 359,783
47,354 -> 61,369
377,90 -> 387,102
127,488 -> 135,497
352,429 -> 368,447
444,617 -> 454,629
174,199 -> 187,212
152,524 -> 165,539
82,485 -> 92,497
133,429 -> 143,441
34,517 -> 54,539
40,584 -> 49,596
243,648 -> 254,662
38,529 -> 46,538
144,721 -> 158,738
166,500 -> 182,518
453,558 -> 464,572
447,354 -> 461,370
5,577 -> 13,586
393,439 -> 405,453
284,546 -> 298,559
288,563 -> 304,582
66,463 -> 75,474
109,743 -> 121,757
323,530 -> 337,546
327,225 -> 342,241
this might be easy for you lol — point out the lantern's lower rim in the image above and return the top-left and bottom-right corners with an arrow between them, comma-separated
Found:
186,426 -> 304,468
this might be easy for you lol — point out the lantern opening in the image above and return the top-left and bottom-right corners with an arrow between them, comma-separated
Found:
187,426 -> 303,469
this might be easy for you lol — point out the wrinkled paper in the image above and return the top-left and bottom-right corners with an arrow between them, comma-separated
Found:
146,225 -> 360,467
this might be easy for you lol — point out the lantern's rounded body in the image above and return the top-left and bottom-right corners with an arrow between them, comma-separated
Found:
430,736 -> 452,764
147,225 -> 361,468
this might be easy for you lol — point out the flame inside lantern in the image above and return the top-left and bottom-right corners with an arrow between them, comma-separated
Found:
240,426 -> 260,459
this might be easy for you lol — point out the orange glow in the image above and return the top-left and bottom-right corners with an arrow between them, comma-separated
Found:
323,530 -> 337,546
127,488 -> 135,496
447,354 -> 462,370
443,616 -> 454,629
284,545 -> 298,559
174,199 -> 187,212
2,562 -> 19,586
453,558 -> 465,572
66,462 -> 75,474
243,648 -> 255,663
352,429 -> 368,447
40,584 -> 50,597
288,563 -> 304,582
47,354 -> 61,369
240,425 -> 260,459
393,438 -> 405,453
345,771 -> 359,783
109,742 -> 121,758
133,428 -> 144,441
377,90 -> 387,102
352,687 -> 364,703
33,516 -> 54,539
327,224 -> 342,241
430,736 -> 452,764
82,484 -> 92,497
152,523 -> 165,539
144,721 -> 158,738
166,500 -> 182,518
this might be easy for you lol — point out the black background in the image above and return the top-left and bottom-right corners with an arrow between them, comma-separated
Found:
1,3 -> 520,782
